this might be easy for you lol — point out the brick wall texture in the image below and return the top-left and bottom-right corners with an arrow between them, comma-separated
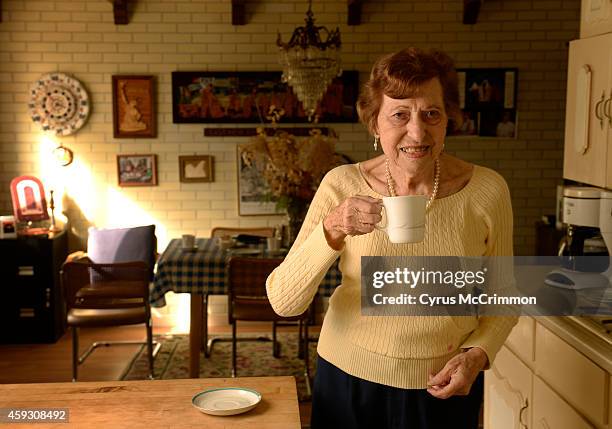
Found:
0,0 -> 581,255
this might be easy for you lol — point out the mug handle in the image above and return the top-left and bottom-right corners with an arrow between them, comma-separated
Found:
373,205 -> 387,232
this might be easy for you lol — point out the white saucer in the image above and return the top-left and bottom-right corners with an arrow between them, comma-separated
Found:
192,387 -> 262,416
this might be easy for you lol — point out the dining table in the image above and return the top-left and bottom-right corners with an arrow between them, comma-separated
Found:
0,376 -> 300,428
151,237 -> 341,378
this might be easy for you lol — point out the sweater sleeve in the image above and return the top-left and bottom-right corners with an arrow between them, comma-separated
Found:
266,167 -> 347,317
460,169 -> 518,367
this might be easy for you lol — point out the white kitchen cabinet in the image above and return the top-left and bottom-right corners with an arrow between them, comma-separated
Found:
532,376 -> 594,429
581,0 -> 612,39
563,33 -> 612,188
485,318 -> 611,429
484,345 -> 531,429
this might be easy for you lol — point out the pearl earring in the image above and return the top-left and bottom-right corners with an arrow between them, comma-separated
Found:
374,135 -> 380,151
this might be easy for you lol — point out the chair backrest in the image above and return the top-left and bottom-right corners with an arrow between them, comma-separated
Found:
211,227 -> 275,239
87,224 -> 156,281
228,257 -> 283,300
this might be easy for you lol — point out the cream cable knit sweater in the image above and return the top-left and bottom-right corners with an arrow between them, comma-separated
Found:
266,163 -> 518,389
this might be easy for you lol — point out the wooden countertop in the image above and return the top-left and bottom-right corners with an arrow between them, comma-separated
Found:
0,376 -> 301,429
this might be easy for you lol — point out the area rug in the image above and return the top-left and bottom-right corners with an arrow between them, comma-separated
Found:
122,333 -> 318,401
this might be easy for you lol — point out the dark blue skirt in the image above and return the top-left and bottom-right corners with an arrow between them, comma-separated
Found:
311,355 -> 483,429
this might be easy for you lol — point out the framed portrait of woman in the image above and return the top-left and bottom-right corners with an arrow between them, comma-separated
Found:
112,75 -> 156,138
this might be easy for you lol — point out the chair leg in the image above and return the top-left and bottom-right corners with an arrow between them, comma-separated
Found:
303,320 -> 311,399
297,319 -> 304,359
272,321 -> 280,358
231,321 -> 237,378
146,318 -> 154,380
71,326 -> 79,382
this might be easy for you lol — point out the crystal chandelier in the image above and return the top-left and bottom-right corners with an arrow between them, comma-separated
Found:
277,0 -> 342,121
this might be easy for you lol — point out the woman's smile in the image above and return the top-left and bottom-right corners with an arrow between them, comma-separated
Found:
399,145 -> 431,158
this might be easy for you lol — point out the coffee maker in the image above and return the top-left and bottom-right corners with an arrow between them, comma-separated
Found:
545,186 -> 612,289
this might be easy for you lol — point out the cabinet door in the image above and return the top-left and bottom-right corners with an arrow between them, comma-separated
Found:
581,0 -> 612,39
484,346 -> 531,429
564,34 -> 612,187
533,376 -> 594,429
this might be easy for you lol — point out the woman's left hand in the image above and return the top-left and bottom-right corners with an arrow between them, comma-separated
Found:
426,347 -> 488,399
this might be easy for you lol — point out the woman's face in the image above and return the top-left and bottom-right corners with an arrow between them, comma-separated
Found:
376,77 -> 448,175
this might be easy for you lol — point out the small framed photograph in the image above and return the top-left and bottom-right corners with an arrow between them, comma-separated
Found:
116,154 -> 158,187
179,155 -> 214,183
112,75 -> 156,138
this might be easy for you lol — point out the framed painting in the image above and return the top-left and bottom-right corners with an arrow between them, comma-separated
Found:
179,155 -> 214,183
449,68 -> 518,138
236,145 -> 282,216
112,75 -> 156,138
116,154 -> 158,187
171,71 -> 359,124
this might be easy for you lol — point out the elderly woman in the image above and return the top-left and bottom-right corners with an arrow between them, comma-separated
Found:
266,47 -> 516,429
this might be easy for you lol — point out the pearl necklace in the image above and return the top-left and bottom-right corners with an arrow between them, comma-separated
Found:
385,157 -> 440,211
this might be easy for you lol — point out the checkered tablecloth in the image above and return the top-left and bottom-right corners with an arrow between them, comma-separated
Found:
150,238 -> 341,307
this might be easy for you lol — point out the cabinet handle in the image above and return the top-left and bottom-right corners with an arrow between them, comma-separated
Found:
595,91 -> 605,130
519,400 -> 528,428
19,308 -> 35,318
17,266 -> 34,276
604,92 -> 612,126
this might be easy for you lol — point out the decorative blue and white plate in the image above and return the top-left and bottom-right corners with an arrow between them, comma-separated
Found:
29,72 -> 90,136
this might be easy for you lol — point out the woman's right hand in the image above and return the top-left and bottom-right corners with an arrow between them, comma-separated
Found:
323,196 -> 382,250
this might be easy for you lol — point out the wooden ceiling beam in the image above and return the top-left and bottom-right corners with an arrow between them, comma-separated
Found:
232,0 -> 246,25
463,0 -> 482,24
348,0 -> 362,26
109,0 -> 129,25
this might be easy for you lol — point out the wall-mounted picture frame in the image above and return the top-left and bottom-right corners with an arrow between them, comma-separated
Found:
171,71 -> 359,124
236,145 -> 282,216
179,155 -> 214,183
117,154 -> 158,187
449,68 -> 518,138
112,75 -> 156,138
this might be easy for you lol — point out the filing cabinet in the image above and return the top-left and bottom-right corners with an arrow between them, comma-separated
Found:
0,231 -> 68,343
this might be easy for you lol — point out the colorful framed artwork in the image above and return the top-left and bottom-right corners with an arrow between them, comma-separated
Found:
449,68 -> 518,138
236,145 -> 282,216
112,75 -> 156,138
116,154 -> 158,187
171,71 -> 359,124
179,155 -> 214,183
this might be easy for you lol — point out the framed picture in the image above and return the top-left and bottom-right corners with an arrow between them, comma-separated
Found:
112,75 -> 156,138
450,68 -> 518,138
171,71 -> 359,124
9,175 -> 49,222
236,145 -> 282,216
116,154 -> 158,187
179,155 -> 214,183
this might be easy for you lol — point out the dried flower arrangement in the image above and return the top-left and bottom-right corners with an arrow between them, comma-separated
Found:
240,127 -> 338,216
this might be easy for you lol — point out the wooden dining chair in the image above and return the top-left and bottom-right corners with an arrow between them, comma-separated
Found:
60,225 -> 160,382
227,256 -> 311,396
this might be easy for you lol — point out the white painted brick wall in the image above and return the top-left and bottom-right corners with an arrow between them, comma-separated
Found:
0,0 -> 580,255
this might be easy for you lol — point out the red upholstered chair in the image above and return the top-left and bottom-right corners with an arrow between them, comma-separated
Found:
61,225 -> 159,382
227,256 -> 311,396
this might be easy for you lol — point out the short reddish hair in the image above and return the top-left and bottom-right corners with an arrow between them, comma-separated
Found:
356,47 -> 461,134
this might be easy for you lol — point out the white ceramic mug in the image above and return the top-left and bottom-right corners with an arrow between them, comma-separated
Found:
375,195 -> 427,243
266,237 -> 281,251
182,234 -> 196,249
